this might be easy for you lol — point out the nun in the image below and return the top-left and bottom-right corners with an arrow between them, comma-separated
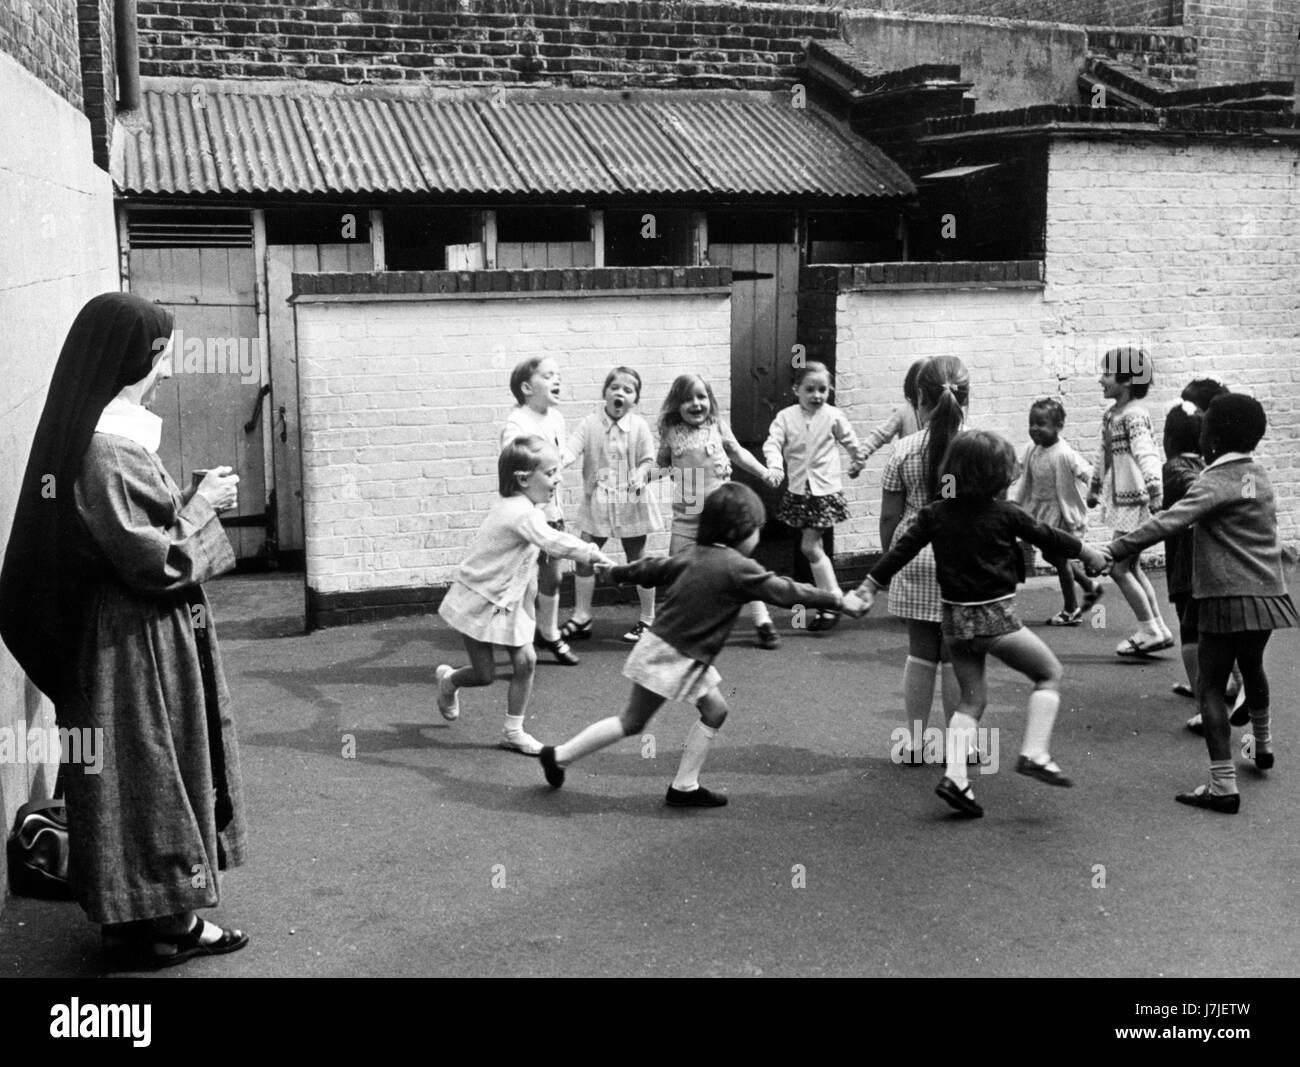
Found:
0,292 -> 249,966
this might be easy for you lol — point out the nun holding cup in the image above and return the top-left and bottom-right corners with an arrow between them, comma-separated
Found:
0,292 -> 249,967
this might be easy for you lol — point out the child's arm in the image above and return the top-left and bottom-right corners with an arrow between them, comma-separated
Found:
832,410 -> 868,475
1108,477 -> 1223,561
858,408 -> 903,461
1087,424 -> 1104,506
858,506 -> 935,595
519,509 -> 613,567
721,419 -> 780,486
1012,507 -> 1086,563
1126,411 -> 1163,510
603,554 -> 677,588
762,411 -> 788,480
1010,445 -> 1034,508
733,556 -> 845,613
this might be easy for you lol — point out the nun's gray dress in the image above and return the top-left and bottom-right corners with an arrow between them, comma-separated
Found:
63,433 -> 246,923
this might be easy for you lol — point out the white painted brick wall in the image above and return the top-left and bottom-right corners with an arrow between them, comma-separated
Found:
296,293 -> 732,595
836,137 -> 1300,558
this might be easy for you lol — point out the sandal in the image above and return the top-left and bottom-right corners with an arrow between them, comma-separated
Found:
558,617 -> 593,642
150,916 -> 249,968
816,610 -> 841,632
1047,609 -> 1083,626
1015,754 -> 1073,787
1116,634 -> 1174,657
935,776 -> 983,817
1185,713 -> 1205,736
1171,682 -> 1195,698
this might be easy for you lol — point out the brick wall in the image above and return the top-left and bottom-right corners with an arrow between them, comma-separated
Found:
292,268 -> 731,626
76,0 -> 116,170
135,0 -> 840,89
1085,28 -> 1198,85
0,0 -> 83,106
1185,0 -> 1300,88
0,50 -> 119,910
834,1 -> 1181,25
826,136 -> 1300,561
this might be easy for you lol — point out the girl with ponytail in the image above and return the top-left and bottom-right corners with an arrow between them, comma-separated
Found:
876,356 -> 972,765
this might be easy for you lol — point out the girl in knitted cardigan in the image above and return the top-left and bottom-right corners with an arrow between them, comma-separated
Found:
1087,347 -> 1172,657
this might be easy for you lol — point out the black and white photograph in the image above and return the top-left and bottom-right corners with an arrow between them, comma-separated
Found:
1,0 -> 1298,1031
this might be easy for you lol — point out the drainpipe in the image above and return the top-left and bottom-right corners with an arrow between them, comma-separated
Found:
116,0 -> 140,111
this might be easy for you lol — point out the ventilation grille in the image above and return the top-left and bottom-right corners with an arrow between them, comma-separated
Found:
127,211 -> 253,248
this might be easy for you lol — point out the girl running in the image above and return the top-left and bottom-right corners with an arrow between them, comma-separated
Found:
435,436 -> 615,755
1105,394 -> 1297,814
858,430 -> 1108,817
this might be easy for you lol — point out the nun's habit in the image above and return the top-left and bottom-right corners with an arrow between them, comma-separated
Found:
0,292 -> 246,924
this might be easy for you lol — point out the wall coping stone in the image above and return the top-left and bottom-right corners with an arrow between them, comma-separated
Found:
291,266 -> 733,301
802,261 -> 1044,292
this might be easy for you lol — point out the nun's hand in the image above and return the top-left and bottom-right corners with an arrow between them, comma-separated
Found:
197,466 -> 240,512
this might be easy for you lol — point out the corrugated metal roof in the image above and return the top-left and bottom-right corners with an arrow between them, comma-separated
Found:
114,81 -> 914,200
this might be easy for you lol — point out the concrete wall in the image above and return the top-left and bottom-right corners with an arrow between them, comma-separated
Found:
840,12 -> 1089,110
0,51 -> 119,902
831,135 -> 1300,561
294,276 -> 731,618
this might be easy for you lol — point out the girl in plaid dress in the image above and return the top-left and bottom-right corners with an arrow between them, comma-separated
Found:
1087,347 -> 1171,657
878,356 -> 969,764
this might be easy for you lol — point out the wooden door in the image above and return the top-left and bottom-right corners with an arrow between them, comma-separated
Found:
266,242 -> 374,555
128,247 -> 266,561
707,241 -> 800,447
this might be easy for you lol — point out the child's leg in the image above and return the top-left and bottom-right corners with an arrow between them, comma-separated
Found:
500,642 -> 541,752
902,621 -> 943,754
1234,631 -> 1273,766
1110,553 -> 1163,641
671,687 -> 729,792
944,644 -> 987,789
1131,555 -> 1170,636
986,628 -> 1065,769
1194,632 -> 1238,797
447,635 -> 498,692
800,527 -> 838,591
1048,556 -> 1079,615
568,533 -> 605,628
939,644 -> 960,724
535,555 -> 564,642
621,535 -> 655,627
1069,559 -> 1097,596
554,684 -> 664,766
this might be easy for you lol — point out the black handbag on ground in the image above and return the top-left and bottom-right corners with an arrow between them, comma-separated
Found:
6,795 -> 73,900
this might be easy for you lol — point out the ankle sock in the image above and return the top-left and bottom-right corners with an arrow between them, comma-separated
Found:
554,716 -> 627,766
750,600 -> 772,626
671,721 -> 719,791
573,574 -> 595,622
537,592 -> 560,642
636,583 -> 656,625
1250,707 -> 1272,753
1209,759 -> 1237,796
945,712 -> 977,788
1021,689 -> 1061,763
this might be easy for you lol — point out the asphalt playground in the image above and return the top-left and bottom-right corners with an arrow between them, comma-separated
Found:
2,569 -> 1298,978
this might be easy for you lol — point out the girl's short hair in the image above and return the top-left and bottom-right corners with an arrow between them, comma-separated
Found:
902,359 -> 926,409
497,434 -> 549,497
1101,346 -> 1152,399
939,430 -> 1018,502
1203,393 -> 1266,454
509,357 -> 546,405
604,365 -> 642,402
1030,396 -> 1067,426
697,482 -> 766,548
915,356 -> 970,500
793,361 -> 833,390
1163,402 -> 1204,455
658,374 -> 719,437
1181,376 -> 1229,412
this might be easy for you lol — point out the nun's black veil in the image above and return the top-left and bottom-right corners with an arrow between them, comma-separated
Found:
0,292 -> 174,701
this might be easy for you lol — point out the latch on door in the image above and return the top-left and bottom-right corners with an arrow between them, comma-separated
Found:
244,384 -> 272,433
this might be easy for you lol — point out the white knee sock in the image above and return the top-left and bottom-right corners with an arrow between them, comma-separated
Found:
555,716 -> 627,766
537,592 -> 560,641
945,712 -> 977,788
809,555 -> 837,593
940,662 -> 960,721
750,600 -> 771,626
573,574 -> 595,622
903,655 -> 938,735
1021,689 -> 1061,761
671,721 -> 719,791
636,583 -> 656,625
